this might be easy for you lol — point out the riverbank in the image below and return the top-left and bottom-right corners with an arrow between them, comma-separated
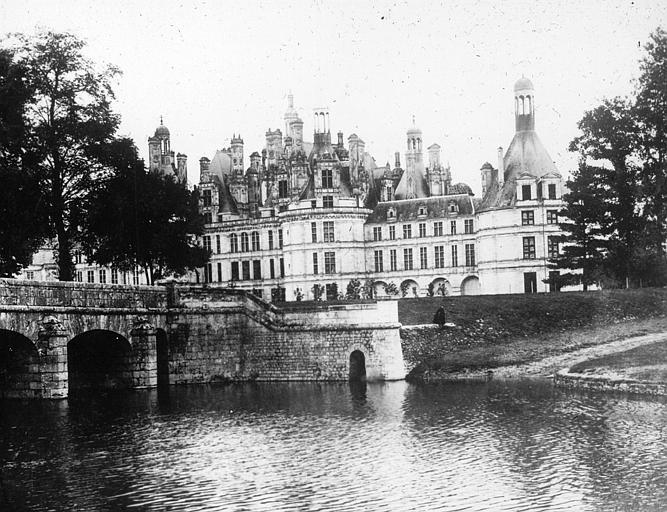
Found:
401,288 -> 667,381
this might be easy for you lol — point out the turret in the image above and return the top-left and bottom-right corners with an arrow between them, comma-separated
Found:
480,162 -> 494,196
176,153 -> 187,183
514,77 -> 535,132
230,134 -> 244,177
199,157 -> 210,176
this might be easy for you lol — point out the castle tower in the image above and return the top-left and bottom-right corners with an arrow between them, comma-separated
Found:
148,117 -> 174,175
348,133 -> 365,170
405,118 -> 423,199
230,134 -> 244,177
265,129 -> 283,167
514,77 -> 535,132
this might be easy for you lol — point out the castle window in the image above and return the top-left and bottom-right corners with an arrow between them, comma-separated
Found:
323,195 -> 334,208
279,229 -> 283,248
434,246 -> 445,268
322,169 -> 333,189
403,224 -> 412,239
253,260 -> 262,279
323,221 -> 335,242
241,233 -> 249,252
521,211 -> 535,226
279,180 -> 288,198
451,245 -> 458,267
204,263 -> 212,283
390,249 -> 397,271
389,225 -> 396,240
548,236 -> 560,259
251,231 -> 260,251
99,269 -> 106,284
418,223 -> 426,237
451,221 -> 457,235
449,203 -> 458,213
433,221 -> 443,237
385,186 -> 393,201
242,261 -> 251,280
420,247 -> 428,269
229,234 -> 238,253
87,270 -> 95,283
547,210 -> 558,224
76,271 -> 83,282
111,269 -> 118,284
313,253 -> 319,275
311,200 -> 317,209
465,244 -> 476,266
523,236 -> 536,259
268,230 -> 274,250
311,222 -> 318,243
548,183 -> 557,199
374,250 -> 384,272
216,235 -> 221,254
373,227 -> 382,241
522,184 -> 532,201
269,259 -> 275,279
464,219 -> 474,234
387,208 -> 396,220
26,271 -> 34,280
324,252 -> 336,274
133,269 -> 140,285
217,262 -> 222,282
203,236 -> 212,252
204,212 -> 212,224
403,248 -> 413,270
203,189 -> 212,207
418,206 -> 427,217
280,258 -> 285,277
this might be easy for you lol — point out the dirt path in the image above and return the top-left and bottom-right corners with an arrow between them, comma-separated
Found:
489,331 -> 667,378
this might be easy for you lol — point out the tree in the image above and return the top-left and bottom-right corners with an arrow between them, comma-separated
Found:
345,278 -> 362,299
80,139 -> 209,285
635,28 -> 667,257
10,31 -> 122,280
384,282 -> 399,296
550,162 -> 607,290
0,48 -> 48,276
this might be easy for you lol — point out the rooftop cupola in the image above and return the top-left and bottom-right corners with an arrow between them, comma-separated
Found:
514,76 -> 535,132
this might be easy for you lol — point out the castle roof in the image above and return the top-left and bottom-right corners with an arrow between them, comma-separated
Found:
366,194 -> 475,224
208,150 -> 232,179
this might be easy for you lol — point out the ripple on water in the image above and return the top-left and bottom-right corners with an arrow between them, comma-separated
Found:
1,380 -> 667,511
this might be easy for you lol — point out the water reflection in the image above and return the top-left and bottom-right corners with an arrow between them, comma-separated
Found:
1,380 -> 666,511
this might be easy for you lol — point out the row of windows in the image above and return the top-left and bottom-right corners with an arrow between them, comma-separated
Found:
222,229 -> 284,254
74,269 -> 141,285
520,183 -> 558,201
386,203 -> 460,220
202,258 -> 286,283
372,244 -> 475,272
311,221 -> 335,243
521,209 -> 559,226
372,220 -> 474,241
522,236 -> 560,259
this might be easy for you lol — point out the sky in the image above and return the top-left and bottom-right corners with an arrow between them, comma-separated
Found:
1,0 -> 666,193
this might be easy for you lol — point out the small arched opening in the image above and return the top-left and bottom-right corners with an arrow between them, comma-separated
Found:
373,280 -> 388,298
430,278 -> 451,297
461,276 -> 481,296
0,329 -> 40,398
400,279 -> 419,297
349,350 -> 366,381
156,328 -> 169,387
67,330 -> 132,392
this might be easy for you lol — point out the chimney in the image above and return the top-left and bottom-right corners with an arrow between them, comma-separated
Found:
395,152 -> 401,168
497,147 -> 505,186
337,131 -> 343,146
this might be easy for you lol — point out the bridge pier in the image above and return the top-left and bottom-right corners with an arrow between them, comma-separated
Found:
129,317 -> 158,389
37,316 -> 69,399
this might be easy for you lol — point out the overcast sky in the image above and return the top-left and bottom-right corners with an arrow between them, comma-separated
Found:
1,0 -> 665,192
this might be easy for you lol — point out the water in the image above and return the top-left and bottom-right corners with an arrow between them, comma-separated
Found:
1,380 -> 666,511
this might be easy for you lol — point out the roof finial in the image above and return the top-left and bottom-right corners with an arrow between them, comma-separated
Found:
160,115 -> 163,125
412,114 -> 416,126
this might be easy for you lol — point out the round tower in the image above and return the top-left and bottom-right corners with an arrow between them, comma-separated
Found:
230,134 -> 244,176
514,77 -> 535,132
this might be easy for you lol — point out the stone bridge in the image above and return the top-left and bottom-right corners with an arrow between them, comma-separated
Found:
0,279 -> 405,399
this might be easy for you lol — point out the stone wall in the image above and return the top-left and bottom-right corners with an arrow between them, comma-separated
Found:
554,369 -> 667,396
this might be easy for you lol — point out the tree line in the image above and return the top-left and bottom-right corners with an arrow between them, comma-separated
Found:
553,27 -> 667,290
0,31 -> 208,284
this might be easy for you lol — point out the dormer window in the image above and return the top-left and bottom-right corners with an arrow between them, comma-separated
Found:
448,203 -> 458,214
521,184 -> 532,201
387,207 -> 396,221
548,183 -> 557,200
418,206 -> 427,217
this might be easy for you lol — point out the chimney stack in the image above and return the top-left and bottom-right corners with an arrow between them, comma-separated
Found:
395,152 -> 401,168
497,147 -> 505,186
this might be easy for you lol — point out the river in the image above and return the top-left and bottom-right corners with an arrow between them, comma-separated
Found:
1,379 -> 666,511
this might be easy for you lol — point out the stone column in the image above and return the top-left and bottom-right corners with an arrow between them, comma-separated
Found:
130,316 -> 158,389
37,316 -> 70,399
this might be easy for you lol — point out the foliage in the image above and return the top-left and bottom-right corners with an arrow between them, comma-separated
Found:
345,278 -> 362,299
294,288 -> 303,301
560,28 -> 667,287
5,31 -> 123,280
427,282 -> 435,297
80,139 -> 209,284
311,284 -> 324,301
0,48 -> 48,276
271,286 -> 285,302
384,282 -> 399,296
400,280 -> 414,297
362,278 -> 375,299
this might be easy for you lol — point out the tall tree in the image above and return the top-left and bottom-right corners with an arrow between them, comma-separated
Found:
11,31 -> 121,280
567,98 -> 642,286
550,161 -> 607,290
81,139 -> 209,285
635,27 -> 667,256
0,48 -> 47,276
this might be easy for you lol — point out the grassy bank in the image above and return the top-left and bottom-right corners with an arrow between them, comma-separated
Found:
401,288 -> 667,379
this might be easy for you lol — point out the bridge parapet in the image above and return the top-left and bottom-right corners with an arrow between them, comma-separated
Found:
0,279 -> 168,309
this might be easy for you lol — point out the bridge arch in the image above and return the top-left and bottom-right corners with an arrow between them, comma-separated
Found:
156,328 -> 169,387
0,329 -> 41,398
67,330 -> 133,392
349,350 -> 366,381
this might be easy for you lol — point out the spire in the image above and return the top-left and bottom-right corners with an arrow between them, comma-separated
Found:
160,115 -> 163,125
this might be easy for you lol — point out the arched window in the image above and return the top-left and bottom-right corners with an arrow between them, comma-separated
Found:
241,232 -> 249,252
526,95 -> 532,114
251,231 -> 260,251
230,233 -> 238,253
519,96 -> 525,115
515,97 -> 519,114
